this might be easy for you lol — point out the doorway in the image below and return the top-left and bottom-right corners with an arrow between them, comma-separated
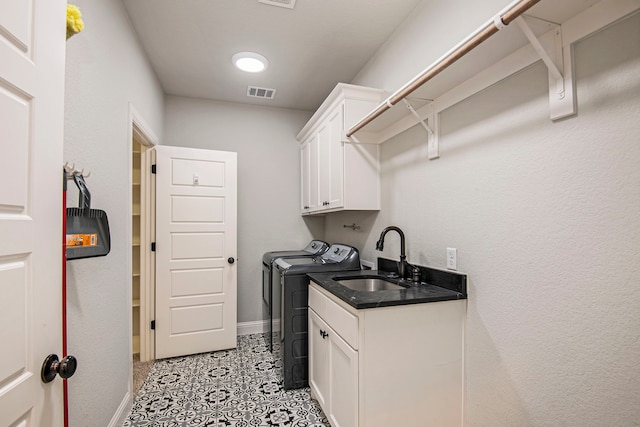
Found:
128,107 -> 158,397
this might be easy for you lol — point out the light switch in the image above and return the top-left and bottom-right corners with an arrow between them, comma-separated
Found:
193,174 -> 199,185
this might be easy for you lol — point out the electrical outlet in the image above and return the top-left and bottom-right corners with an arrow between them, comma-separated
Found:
360,259 -> 375,270
446,248 -> 457,270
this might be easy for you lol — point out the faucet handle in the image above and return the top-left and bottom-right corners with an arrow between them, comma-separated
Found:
411,266 -> 421,284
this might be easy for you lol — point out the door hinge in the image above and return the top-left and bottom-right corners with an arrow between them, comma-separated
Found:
151,242 -> 156,252
151,164 -> 156,174
150,320 -> 155,330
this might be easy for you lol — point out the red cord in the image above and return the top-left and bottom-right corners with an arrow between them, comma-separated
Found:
62,176 -> 69,427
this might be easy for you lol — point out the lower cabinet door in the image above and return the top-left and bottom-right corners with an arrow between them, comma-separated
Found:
310,308 -> 359,427
309,310 -> 329,409
327,322 -> 358,427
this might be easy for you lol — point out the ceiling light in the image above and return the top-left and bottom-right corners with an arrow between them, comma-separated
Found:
232,52 -> 269,73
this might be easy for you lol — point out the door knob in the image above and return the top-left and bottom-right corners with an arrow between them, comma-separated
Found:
41,354 -> 77,383
227,257 -> 235,264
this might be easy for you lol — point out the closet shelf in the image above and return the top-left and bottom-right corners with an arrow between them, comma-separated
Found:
346,0 -> 638,146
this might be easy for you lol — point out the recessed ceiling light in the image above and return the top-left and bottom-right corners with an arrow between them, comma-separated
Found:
232,52 -> 269,73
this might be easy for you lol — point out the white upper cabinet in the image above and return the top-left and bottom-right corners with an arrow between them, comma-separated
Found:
297,84 -> 386,215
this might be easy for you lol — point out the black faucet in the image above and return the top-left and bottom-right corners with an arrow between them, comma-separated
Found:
376,226 -> 419,281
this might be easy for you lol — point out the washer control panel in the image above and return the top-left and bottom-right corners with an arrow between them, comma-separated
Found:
320,244 -> 357,263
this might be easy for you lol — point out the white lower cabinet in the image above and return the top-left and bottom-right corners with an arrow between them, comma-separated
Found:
309,309 -> 359,427
308,282 -> 465,427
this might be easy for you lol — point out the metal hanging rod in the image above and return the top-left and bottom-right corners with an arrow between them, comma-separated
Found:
64,162 -> 91,179
346,0 -> 541,138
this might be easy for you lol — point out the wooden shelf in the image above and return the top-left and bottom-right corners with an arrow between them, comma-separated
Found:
132,137 -> 144,359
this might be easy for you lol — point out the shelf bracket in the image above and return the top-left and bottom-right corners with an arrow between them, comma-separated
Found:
515,16 -> 576,120
403,99 -> 439,159
403,99 -> 433,136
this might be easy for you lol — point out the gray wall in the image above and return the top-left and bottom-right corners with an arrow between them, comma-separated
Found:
326,3 -> 640,425
63,0 -> 164,425
163,96 -> 324,323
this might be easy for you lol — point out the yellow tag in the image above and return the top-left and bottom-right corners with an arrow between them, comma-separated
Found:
66,233 -> 97,248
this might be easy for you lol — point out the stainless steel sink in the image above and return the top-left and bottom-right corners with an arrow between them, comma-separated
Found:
336,277 -> 407,292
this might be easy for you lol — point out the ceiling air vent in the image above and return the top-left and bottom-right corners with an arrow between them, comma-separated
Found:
258,0 -> 296,9
247,86 -> 276,100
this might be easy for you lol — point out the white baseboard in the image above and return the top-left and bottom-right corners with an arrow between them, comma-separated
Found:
109,390 -> 132,427
237,319 -> 280,336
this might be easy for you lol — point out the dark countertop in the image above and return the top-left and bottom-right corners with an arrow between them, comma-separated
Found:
307,258 -> 467,310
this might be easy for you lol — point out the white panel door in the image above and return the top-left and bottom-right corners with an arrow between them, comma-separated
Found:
0,0 -> 66,425
155,146 -> 237,359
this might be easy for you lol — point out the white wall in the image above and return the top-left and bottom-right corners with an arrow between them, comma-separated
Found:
352,0 -> 508,92
163,96 -> 324,323
327,2 -> 640,425
63,0 -> 164,425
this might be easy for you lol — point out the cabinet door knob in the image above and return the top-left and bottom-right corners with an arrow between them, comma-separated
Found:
227,257 -> 235,264
319,330 -> 328,339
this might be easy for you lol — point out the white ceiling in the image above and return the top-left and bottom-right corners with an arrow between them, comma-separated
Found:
122,0 -> 422,112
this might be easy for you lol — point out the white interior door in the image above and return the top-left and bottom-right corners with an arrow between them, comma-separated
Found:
0,0 -> 66,425
155,145 -> 237,359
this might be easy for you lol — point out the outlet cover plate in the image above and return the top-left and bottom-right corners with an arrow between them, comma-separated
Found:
446,248 -> 457,270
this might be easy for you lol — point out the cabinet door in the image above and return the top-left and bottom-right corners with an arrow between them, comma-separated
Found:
301,134 -> 320,213
328,320 -> 358,427
327,103 -> 345,209
316,104 -> 345,211
309,309 -> 329,410
317,121 -> 331,209
300,140 -> 310,213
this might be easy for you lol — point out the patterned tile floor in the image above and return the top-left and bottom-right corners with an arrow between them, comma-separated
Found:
123,333 -> 329,427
